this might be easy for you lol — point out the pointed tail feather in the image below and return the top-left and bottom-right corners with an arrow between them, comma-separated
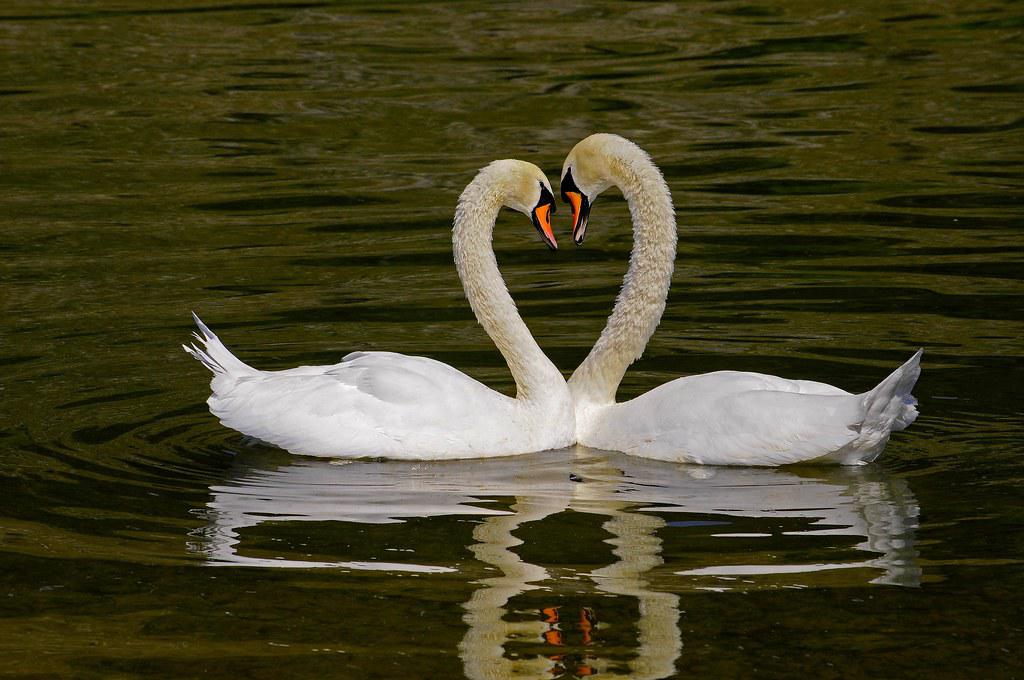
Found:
182,312 -> 257,377
862,349 -> 923,433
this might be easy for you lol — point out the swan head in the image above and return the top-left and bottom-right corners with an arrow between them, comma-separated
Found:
485,159 -> 559,250
560,133 -> 637,245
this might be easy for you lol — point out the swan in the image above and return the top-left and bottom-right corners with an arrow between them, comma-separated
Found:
559,133 -> 922,466
184,159 -> 574,460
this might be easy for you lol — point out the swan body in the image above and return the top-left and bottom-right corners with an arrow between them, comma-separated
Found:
560,134 -> 921,466
574,353 -> 921,466
185,160 -> 573,460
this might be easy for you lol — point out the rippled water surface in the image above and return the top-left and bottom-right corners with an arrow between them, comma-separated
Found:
2,2 -> 1023,677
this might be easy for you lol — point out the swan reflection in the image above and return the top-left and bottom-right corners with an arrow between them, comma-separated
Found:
190,448 -> 919,677
596,453 -> 921,589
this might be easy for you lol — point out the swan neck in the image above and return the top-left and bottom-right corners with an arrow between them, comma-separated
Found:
570,148 -> 676,405
453,175 -> 564,402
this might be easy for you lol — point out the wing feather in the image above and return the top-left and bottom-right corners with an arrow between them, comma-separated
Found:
207,352 -> 516,457
587,371 -> 864,466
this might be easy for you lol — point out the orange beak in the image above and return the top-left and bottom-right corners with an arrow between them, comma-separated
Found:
566,192 -> 582,226
531,201 -> 557,250
560,169 -> 591,245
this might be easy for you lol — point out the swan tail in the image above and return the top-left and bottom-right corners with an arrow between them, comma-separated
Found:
182,312 -> 257,377
862,349 -> 923,434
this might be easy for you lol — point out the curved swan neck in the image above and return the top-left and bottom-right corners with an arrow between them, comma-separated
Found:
454,167 -> 564,402
569,143 -> 677,405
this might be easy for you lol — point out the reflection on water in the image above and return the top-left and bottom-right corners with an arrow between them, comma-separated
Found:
190,447 -> 919,677
2,0 -> 1022,674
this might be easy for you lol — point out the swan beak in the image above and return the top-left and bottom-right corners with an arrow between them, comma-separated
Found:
565,191 -> 591,246
560,168 -> 591,246
532,202 -> 558,250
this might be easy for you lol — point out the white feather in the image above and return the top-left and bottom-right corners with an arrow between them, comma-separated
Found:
564,134 -> 922,466
186,160 -> 573,460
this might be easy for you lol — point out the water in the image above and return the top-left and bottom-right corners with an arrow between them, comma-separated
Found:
2,1 -> 1022,677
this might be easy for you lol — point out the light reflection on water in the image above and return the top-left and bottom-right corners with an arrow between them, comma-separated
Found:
192,448 -> 920,585
190,448 -> 920,677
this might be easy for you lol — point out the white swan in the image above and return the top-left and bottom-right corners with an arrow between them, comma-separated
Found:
184,159 -> 574,459
559,133 -> 921,466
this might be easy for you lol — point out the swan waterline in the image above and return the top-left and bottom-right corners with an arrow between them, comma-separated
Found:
560,133 -> 922,466
184,159 -> 574,460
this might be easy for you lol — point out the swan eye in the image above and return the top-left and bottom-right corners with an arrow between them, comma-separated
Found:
537,182 -> 556,214
560,168 -> 579,204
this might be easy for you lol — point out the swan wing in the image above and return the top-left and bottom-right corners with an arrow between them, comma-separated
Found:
584,371 -> 865,466
207,351 -> 518,458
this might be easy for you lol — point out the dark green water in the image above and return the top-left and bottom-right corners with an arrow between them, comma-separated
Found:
2,2 -> 1022,677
